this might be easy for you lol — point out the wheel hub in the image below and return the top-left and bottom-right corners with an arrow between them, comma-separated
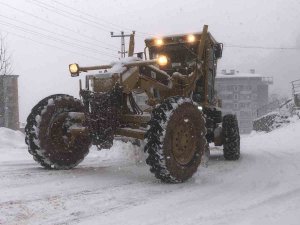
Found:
172,115 -> 197,166
49,112 -> 77,152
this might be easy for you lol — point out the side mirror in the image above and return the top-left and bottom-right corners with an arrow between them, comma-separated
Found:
136,52 -> 144,59
214,43 -> 223,59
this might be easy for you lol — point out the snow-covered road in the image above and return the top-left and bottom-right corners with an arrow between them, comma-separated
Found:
1,120 -> 300,225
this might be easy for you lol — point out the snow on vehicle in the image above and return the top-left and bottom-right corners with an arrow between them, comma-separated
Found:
25,25 -> 240,183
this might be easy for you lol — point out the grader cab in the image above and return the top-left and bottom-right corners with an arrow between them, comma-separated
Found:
25,25 -> 240,183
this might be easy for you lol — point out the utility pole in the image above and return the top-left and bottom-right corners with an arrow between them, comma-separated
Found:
110,31 -> 135,58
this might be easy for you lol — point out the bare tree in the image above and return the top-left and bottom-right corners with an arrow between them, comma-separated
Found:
0,34 -> 13,76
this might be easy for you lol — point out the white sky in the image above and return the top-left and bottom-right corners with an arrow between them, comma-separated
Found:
0,0 -> 300,122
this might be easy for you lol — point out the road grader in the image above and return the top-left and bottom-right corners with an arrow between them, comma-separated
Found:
25,25 -> 240,183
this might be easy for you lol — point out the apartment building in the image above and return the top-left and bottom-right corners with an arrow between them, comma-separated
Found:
215,69 -> 273,133
0,75 -> 20,130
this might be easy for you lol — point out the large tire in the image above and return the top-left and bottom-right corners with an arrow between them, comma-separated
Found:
25,94 -> 91,169
222,114 -> 240,160
144,97 -> 207,183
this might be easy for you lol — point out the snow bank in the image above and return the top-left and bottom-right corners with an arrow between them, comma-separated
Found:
1,119 -> 300,225
0,127 -> 25,148
0,127 -> 29,162
245,117 -> 300,153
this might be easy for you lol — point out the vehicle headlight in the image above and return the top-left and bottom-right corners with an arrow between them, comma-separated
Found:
69,63 -> 79,77
155,38 -> 164,46
187,34 -> 196,43
157,55 -> 168,66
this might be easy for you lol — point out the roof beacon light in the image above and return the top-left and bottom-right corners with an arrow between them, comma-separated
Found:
187,34 -> 196,43
155,38 -> 164,46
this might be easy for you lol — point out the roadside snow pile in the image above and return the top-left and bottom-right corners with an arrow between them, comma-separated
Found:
245,116 -> 300,153
0,127 -> 26,149
0,127 -> 29,162
1,118 -> 300,225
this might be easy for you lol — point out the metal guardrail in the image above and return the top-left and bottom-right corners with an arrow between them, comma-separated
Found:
255,79 -> 300,118
256,98 -> 294,118
292,79 -> 300,93
292,79 -> 300,108
256,100 -> 280,118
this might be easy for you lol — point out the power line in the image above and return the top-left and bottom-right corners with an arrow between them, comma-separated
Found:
224,44 -> 300,50
52,0 -> 126,31
1,30 -> 106,61
0,20 -> 118,58
0,20 -> 117,58
30,0 -> 151,58
0,14 -> 117,55
30,0 -> 113,33
47,0 -> 154,38
30,0 -> 151,39
0,2 -> 119,51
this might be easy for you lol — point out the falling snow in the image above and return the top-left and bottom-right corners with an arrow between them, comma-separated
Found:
1,118 -> 300,224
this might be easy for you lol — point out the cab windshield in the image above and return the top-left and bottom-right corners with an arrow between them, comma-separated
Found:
149,43 -> 198,75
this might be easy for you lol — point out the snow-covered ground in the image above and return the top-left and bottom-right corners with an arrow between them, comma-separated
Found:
1,120 -> 300,225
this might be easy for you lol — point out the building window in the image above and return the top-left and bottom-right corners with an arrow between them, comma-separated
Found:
234,85 -> 238,91
239,103 -> 246,108
240,111 -> 251,117
239,120 -> 253,128
234,103 -> 238,110
227,85 -> 233,91
223,94 -> 233,100
234,94 -> 238,100
218,85 -> 225,91
223,103 -> 233,109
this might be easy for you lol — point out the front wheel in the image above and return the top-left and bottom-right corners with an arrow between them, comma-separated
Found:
222,114 -> 240,160
25,94 -> 91,169
144,97 -> 207,183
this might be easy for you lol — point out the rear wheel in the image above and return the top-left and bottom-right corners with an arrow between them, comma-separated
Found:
144,97 -> 207,183
222,114 -> 240,160
25,94 -> 91,169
